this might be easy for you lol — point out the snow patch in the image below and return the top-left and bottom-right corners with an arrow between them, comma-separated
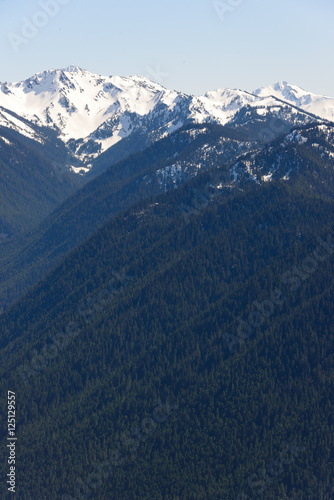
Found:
0,136 -> 13,145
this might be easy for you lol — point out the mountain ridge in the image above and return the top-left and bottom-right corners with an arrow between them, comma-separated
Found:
0,67 -> 332,175
254,80 -> 334,122
0,119 -> 333,311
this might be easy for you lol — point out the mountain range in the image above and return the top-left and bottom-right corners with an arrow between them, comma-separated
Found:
1,66 -> 333,238
0,67 -> 333,499
0,67 -> 334,310
1,66 -> 333,177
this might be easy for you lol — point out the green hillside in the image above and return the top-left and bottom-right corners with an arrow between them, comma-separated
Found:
0,123 -> 255,312
0,177 -> 333,499
0,123 -> 82,236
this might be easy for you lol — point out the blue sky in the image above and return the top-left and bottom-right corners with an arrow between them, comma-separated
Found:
1,0 -> 333,96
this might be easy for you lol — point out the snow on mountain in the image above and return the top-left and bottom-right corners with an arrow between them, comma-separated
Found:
0,67 -> 195,170
190,89 -> 258,123
0,106 -> 44,143
0,67 -> 331,175
0,67 -> 181,142
254,81 -> 334,122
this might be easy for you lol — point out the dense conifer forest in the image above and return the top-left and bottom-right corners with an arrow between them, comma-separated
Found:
0,172 -> 333,498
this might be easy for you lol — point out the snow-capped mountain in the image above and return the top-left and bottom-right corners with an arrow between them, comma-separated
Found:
254,81 -> 334,122
0,67 -> 332,175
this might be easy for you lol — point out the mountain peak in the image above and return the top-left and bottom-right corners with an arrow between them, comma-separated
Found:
63,65 -> 85,73
253,81 -> 302,97
253,82 -> 334,121
275,80 -> 289,88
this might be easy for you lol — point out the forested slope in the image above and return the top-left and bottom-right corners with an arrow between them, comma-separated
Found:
0,178 -> 333,499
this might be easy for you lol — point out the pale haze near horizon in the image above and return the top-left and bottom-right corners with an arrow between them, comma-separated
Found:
0,0 -> 333,97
